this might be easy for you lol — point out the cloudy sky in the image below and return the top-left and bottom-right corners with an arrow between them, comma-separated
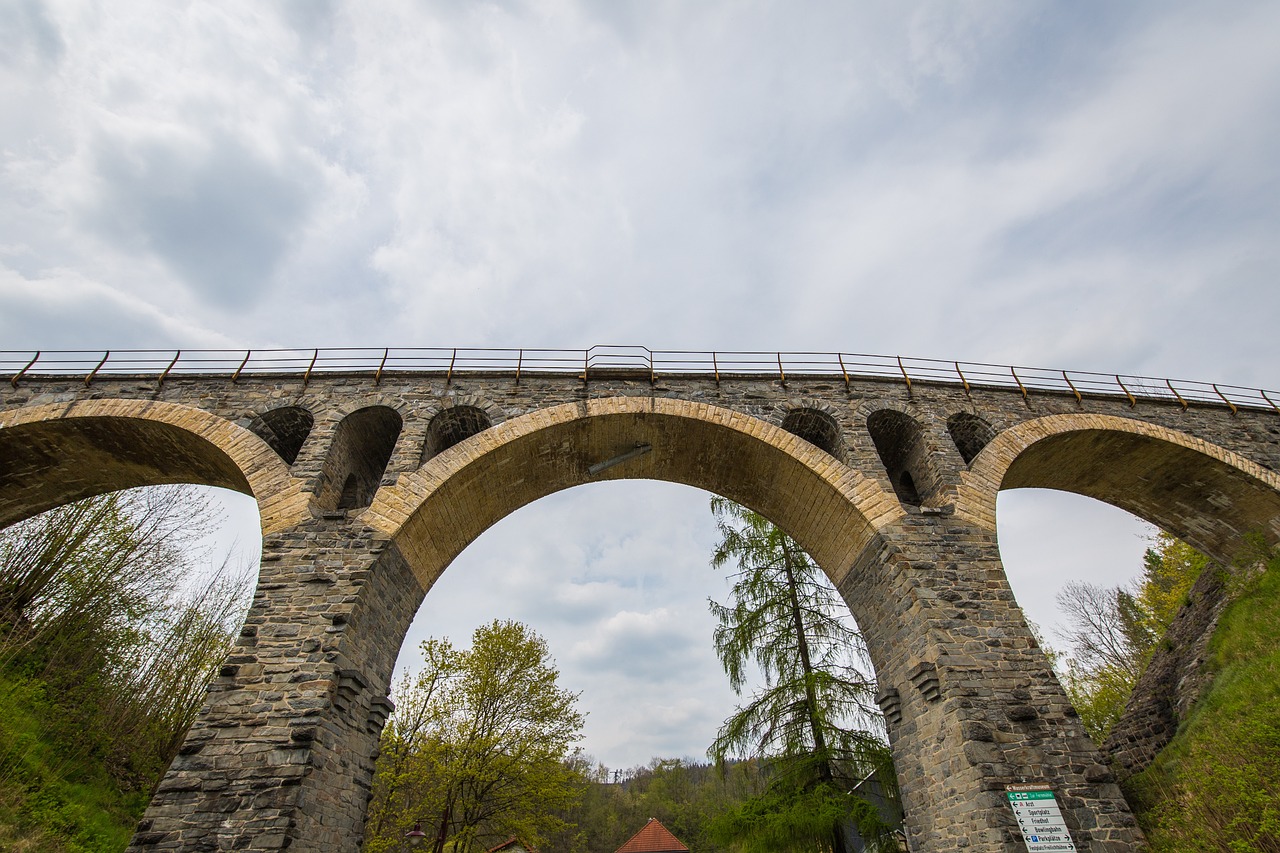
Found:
3,1 -> 1279,770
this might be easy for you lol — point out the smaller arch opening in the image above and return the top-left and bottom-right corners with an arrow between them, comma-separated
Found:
898,471 -> 921,505
781,408 -> 843,460
947,412 -> 996,465
247,406 -> 314,466
866,409 -> 931,507
423,406 -> 494,461
338,473 -> 361,510
316,406 -> 403,511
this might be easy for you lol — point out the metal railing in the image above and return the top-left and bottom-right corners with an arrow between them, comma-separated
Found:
3,346 -> 1277,414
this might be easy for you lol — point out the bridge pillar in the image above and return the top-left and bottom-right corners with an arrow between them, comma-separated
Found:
127,519 -> 421,853
843,514 -> 1145,852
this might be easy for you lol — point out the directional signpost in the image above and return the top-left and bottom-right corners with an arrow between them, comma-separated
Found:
1006,785 -> 1077,852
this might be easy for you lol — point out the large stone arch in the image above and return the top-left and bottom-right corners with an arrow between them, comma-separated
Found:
955,412 -> 1280,565
0,399 -> 307,534
361,396 -> 904,655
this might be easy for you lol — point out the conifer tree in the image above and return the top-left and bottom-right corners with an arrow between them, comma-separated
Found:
705,497 -> 898,853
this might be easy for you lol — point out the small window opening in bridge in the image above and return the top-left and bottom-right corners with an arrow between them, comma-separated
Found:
781,408 -> 843,460
898,472 -> 921,505
423,406 -> 493,461
866,409 -> 932,507
947,412 -> 996,465
317,406 -> 403,511
338,474 -> 362,510
247,406 -> 314,466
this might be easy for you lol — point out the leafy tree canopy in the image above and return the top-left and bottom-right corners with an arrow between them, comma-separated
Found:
1056,531 -> 1207,743
364,620 -> 586,853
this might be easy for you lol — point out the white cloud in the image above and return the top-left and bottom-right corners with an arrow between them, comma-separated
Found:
2,0 -> 1276,768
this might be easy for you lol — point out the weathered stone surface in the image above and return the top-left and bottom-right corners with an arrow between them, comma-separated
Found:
4,368 -> 1279,852
1103,551 -> 1252,779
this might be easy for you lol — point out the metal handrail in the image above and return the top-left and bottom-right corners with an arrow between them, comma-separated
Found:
1,346 -> 1276,414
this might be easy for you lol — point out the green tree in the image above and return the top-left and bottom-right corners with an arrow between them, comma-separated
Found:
364,620 -> 586,853
704,497 -> 898,853
1056,531 -> 1208,743
543,755 -> 769,853
0,486 -> 251,848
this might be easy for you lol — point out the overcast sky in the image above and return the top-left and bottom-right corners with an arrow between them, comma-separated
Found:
3,0 -> 1278,771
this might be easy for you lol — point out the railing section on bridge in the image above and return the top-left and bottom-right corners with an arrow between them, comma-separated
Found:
3,346 -> 1277,415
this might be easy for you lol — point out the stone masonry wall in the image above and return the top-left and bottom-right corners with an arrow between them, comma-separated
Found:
2,369 -> 1279,851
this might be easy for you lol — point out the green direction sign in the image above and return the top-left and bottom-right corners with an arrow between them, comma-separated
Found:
1006,785 -> 1077,852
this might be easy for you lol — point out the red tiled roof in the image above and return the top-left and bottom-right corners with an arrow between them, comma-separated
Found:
488,838 -> 536,853
615,818 -> 689,853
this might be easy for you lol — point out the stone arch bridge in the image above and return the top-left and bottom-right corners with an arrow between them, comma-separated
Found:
2,347 -> 1279,853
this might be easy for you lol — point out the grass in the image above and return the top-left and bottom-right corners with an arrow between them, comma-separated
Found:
1124,548 -> 1280,852
0,672 -> 150,852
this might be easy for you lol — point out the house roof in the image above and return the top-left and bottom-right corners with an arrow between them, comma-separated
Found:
488,838 -> 534,853
615,818 -> 689,853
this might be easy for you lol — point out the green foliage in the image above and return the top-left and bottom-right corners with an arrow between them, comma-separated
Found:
706,497 -> 899,853
1055,531 -> 1206,743
0,668 -> 157,851
364,620 -> 586,853
0,487 -> 249,850
546,757 -> 767,853
707,775 -> 884,853
1124,544 -> 1280,852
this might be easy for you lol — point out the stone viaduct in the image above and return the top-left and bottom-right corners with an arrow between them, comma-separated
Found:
2,348 -> 1278,852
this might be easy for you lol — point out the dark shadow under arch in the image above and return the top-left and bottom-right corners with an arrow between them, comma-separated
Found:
866,410 -> 930,507
0,416 -> 253,531
781,408 -> 843,460
317,406 -> 403,512
248,406 -> 314,466
947,412 -> 995,465
993,424 -> 1280,567
423,406 -> 493,461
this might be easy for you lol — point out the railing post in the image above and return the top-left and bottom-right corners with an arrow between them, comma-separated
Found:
231,351 -> 251,384
1010,366 -> 1028,403
1115,375 -> 1137,407
158,351 -> 181,387
10,351 -> 39,388
84,351 -> 110,387
1213,384 -> 1239,415
1062,371 -> 1082,404
303,349 -> 318,387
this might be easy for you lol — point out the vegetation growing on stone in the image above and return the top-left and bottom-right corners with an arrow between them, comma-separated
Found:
1121,541 -> 1280,851
1055,532 -> 1207,743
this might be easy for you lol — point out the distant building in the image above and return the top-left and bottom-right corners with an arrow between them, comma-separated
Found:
488,838 -> 537,853
615,818 -> 690,853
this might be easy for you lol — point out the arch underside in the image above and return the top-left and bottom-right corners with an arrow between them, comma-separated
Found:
0,402 -> 305,535
0,416 -> 253,530
371,401 -> 897,608
998,427 -> 1280,566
